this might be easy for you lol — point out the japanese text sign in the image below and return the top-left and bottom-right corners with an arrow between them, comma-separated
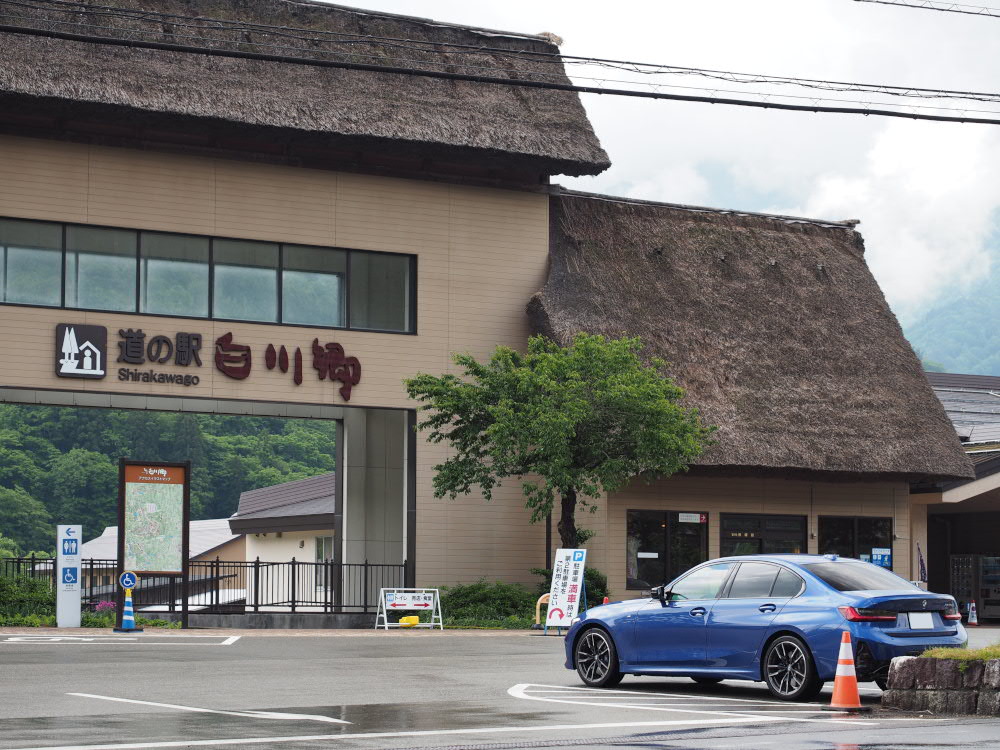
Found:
546,548 -> 587,628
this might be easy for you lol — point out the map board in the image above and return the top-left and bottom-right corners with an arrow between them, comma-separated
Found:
118,461 -> 190,574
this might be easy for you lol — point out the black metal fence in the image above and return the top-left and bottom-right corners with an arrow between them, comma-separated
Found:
0,556 -> 405,614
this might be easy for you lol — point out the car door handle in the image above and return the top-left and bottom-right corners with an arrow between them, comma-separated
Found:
690,607 -> 707,617
758,604 -> 777,613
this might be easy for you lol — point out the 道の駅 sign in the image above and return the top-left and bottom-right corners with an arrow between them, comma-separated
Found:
546,548 -> 587,628
118,461 -> 190,575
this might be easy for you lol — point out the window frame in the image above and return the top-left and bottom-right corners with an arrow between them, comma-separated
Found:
719,513 -> 808,557
0,216 -> 419,335
625,509 -> 709,591
818,515 -> 894,569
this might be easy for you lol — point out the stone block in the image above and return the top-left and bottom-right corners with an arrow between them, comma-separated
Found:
962,660 -> 985,689
887,656 -> 917,689
913,658 -> 938,689
935,660 -> 962,689
924,690 -> 952,713
984,660 -> 1000,689
944,690 -> 978,715
881,689 -> 917,710
977,689 -> 1000,716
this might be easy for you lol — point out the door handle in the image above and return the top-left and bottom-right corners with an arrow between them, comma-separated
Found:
758,604 -> 777,613
690,607 -> 707,616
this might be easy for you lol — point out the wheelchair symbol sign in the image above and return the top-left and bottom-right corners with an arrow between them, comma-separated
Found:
62,567 -> 78,585
119,571 -> 138,589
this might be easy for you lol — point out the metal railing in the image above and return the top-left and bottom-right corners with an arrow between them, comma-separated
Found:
1,557 -> 405,614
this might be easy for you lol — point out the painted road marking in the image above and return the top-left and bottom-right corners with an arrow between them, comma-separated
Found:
509,684 -> 874,725
67,694 -> 349,724
0,717 -> 796,750
2,635 -> 240,646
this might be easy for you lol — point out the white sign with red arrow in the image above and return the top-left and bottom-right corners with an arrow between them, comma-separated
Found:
546,548 -> 587,629
375,588 -> 444,629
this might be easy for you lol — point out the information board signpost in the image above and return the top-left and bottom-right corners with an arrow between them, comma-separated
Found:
545,548 -> 587,633
117,460 -> 190,628
374,588 -> 444,629
56,524 -> 82,628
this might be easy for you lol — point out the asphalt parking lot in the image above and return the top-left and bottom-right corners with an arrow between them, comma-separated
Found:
1,627 -> 998,750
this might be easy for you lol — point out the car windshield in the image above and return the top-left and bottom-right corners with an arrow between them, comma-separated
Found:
804,562 -> 919,592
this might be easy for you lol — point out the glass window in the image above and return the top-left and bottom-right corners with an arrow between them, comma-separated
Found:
0,219 -> 62,306
819,516 -> 854,558
669,563 -> 732,601
805,562 -> 918,592
349,252 -> 412,332
771,567 -> 805,597
140,232 -> 209,318
282,245 -> 346,327
65,226 -> 137,311
818,516 -> 893,567
720,514 -> 807,557
627,510 -> 708,590
727,562 -> 779,598
213,239 -> 278,322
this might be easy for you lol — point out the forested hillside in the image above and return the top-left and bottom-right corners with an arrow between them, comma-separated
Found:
0,405 -> 336,555
906,270 -> 1000,376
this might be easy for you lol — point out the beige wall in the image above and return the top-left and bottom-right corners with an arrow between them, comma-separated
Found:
193,536 -> 246,564
584,475 -> 916,600
0,134 -> 549,588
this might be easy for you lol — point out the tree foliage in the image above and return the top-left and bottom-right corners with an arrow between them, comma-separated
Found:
0,405 -> 337,553
405,334 -> 715,548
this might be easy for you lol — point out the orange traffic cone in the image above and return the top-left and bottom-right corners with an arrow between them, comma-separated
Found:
823,631 -> 871,712
968,600 -> 979,627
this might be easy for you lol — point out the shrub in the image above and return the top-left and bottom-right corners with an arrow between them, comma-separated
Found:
439,579 -> 536,622
0,576 -> 55,616
531,567 -> 609,610
0,613 -> 56,627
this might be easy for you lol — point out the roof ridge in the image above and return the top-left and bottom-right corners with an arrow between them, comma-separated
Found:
553,187 -> 860,230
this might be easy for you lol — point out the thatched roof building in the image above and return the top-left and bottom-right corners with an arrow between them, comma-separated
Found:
0,0 -> 608,181
529,190 -> 974,482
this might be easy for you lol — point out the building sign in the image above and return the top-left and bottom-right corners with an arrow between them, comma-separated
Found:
871,547 -> 892,569
56,324 -> 106,379
546,548 -> 587,628
119,461 -> 190,574
54,324 -> 361,399
678,513 -> 707,524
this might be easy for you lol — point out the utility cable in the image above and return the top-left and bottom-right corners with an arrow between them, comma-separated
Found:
853,0 -> 1000,18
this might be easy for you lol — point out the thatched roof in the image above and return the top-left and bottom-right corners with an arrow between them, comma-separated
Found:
0,0 -> 608,177
528,190 -> 974,482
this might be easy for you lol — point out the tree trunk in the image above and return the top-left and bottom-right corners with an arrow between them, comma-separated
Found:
556,488 -> 578,549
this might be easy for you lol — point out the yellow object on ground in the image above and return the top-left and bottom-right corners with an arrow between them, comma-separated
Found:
398,616 -> 420,628
535,593 -> 551,626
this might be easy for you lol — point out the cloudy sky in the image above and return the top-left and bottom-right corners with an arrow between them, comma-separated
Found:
335,0 -> 1000,326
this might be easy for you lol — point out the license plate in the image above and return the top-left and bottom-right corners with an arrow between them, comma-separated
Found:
908,612 -> 934,629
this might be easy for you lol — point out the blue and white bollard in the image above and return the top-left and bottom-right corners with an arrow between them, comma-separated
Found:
114,587 -> 144,633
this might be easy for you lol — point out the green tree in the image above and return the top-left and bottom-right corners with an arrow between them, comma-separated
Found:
0,532 -> 19,557
405,334 -> 715,549
46,449 -> 117,538
0,487 -> 53,553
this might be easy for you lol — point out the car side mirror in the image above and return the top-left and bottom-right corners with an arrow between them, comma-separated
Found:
651,585 -> 667,606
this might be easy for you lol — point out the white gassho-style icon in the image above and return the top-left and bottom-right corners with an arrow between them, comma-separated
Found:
59,327 -> 104,376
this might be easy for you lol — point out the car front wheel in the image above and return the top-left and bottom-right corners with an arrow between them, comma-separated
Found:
574,627 -> 624,688
762,635 -> 823,701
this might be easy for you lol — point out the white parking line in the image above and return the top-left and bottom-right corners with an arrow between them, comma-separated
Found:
509,684 -> 874,725
1,635 -> 240,646
67,694 -> 349,724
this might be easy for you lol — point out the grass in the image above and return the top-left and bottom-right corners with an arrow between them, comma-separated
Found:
921,644 -> 1000,661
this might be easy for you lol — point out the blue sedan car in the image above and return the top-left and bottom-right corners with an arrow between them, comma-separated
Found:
564,554 -> 966,700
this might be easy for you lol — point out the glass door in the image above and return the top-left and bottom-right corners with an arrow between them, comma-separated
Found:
626,510 -> 708,590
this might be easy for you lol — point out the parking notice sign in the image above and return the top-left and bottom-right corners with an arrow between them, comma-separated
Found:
546,548 -> 587,628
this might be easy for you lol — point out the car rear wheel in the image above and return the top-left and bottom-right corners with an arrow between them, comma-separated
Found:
762,635 -> 823,701
574,627 -> 624,688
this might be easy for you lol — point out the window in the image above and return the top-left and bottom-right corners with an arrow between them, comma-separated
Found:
726,562 -> 779,598
720,514 -> 807,557
212,239 -> 279,323
669,563 -> 732,601
65,226 -> 137,312
626,510 -> 708,590
818,516 -> 893,568
805,562 -> 919,592
0,217 -> 417,333
140,232 -> 209,318
771,567 -> 805,597
282,245 -> 346,327
349,251 -> 413,332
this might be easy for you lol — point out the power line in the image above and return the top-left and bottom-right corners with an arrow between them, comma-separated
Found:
2,0 -> 1000,125
853,0 -> 1000,17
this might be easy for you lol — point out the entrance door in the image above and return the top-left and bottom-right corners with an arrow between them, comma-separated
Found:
720,514 -> 807,557
315,535 -> 334,589
632,562 -> 733,668
626,510 -> 708,591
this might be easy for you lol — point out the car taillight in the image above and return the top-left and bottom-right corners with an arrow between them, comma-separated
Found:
838,606 -> 897,622
943,603 -> 962,621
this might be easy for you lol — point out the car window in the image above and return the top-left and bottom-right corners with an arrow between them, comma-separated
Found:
770,567 -> 805,597
805,562 -> 920,592
669,563 -> 732,601
726,562 -> 779,598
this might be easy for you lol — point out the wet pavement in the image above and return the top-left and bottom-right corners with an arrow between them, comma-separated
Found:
0,629 -> 997,749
